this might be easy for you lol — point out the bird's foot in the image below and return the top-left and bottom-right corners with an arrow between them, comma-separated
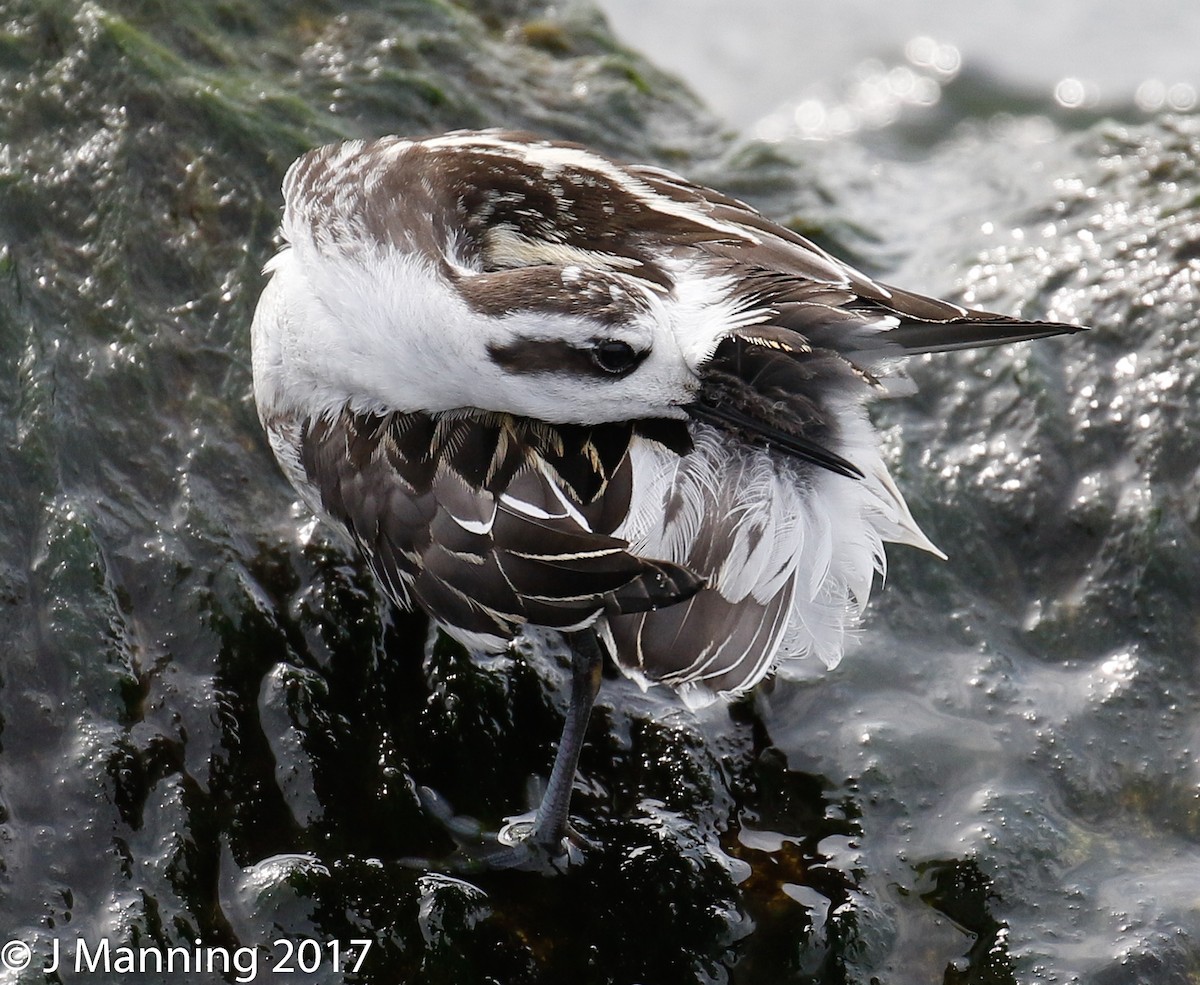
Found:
403,787 -> 593,873
498,809 -> 598,860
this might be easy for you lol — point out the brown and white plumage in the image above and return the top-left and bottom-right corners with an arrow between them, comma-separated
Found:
252,130 -> 1080,712
251,130 -> 1083,851
297,408 -> 702,645
253,129 -> 1081,731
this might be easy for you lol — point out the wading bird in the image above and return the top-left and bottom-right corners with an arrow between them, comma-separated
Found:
251,130 -> 1080,858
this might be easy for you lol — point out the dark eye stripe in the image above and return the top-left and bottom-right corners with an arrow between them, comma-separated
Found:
487,339 -> 645,378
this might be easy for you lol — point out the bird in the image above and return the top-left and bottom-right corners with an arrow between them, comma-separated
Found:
250,128 -> 1081,857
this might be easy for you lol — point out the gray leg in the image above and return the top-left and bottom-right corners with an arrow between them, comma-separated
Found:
526,627 -> 604,848
414,628 -> 605,869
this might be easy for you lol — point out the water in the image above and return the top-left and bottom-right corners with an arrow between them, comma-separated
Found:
1,0 -> 1198,982
597,0 -> 1200,130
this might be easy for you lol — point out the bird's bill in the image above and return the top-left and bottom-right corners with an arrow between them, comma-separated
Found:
687,335 -> 864,480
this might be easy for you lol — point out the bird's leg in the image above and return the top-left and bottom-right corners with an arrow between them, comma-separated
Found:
425,629 -> 603,869
523,627 -> 604,849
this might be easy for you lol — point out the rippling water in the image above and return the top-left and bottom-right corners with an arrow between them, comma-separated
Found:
0,1 -> 1197,983
598,0 -> 1200,130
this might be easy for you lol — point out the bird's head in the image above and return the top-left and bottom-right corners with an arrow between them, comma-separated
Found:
251,132 -> 770,428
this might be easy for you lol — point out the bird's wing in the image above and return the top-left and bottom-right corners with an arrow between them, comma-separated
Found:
627,162 -> 1084,356
299,408 -> 703,648
611,569 -> 796,698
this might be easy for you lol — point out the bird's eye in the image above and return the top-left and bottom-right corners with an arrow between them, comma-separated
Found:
591,339 -> 641,375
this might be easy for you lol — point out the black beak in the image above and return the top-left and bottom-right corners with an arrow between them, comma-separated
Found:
687,334 -> 865,480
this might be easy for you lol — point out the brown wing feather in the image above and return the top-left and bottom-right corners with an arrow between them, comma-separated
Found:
300,408 -> 703,645
629,160 -> 1082,352
610,567 -> 795,694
